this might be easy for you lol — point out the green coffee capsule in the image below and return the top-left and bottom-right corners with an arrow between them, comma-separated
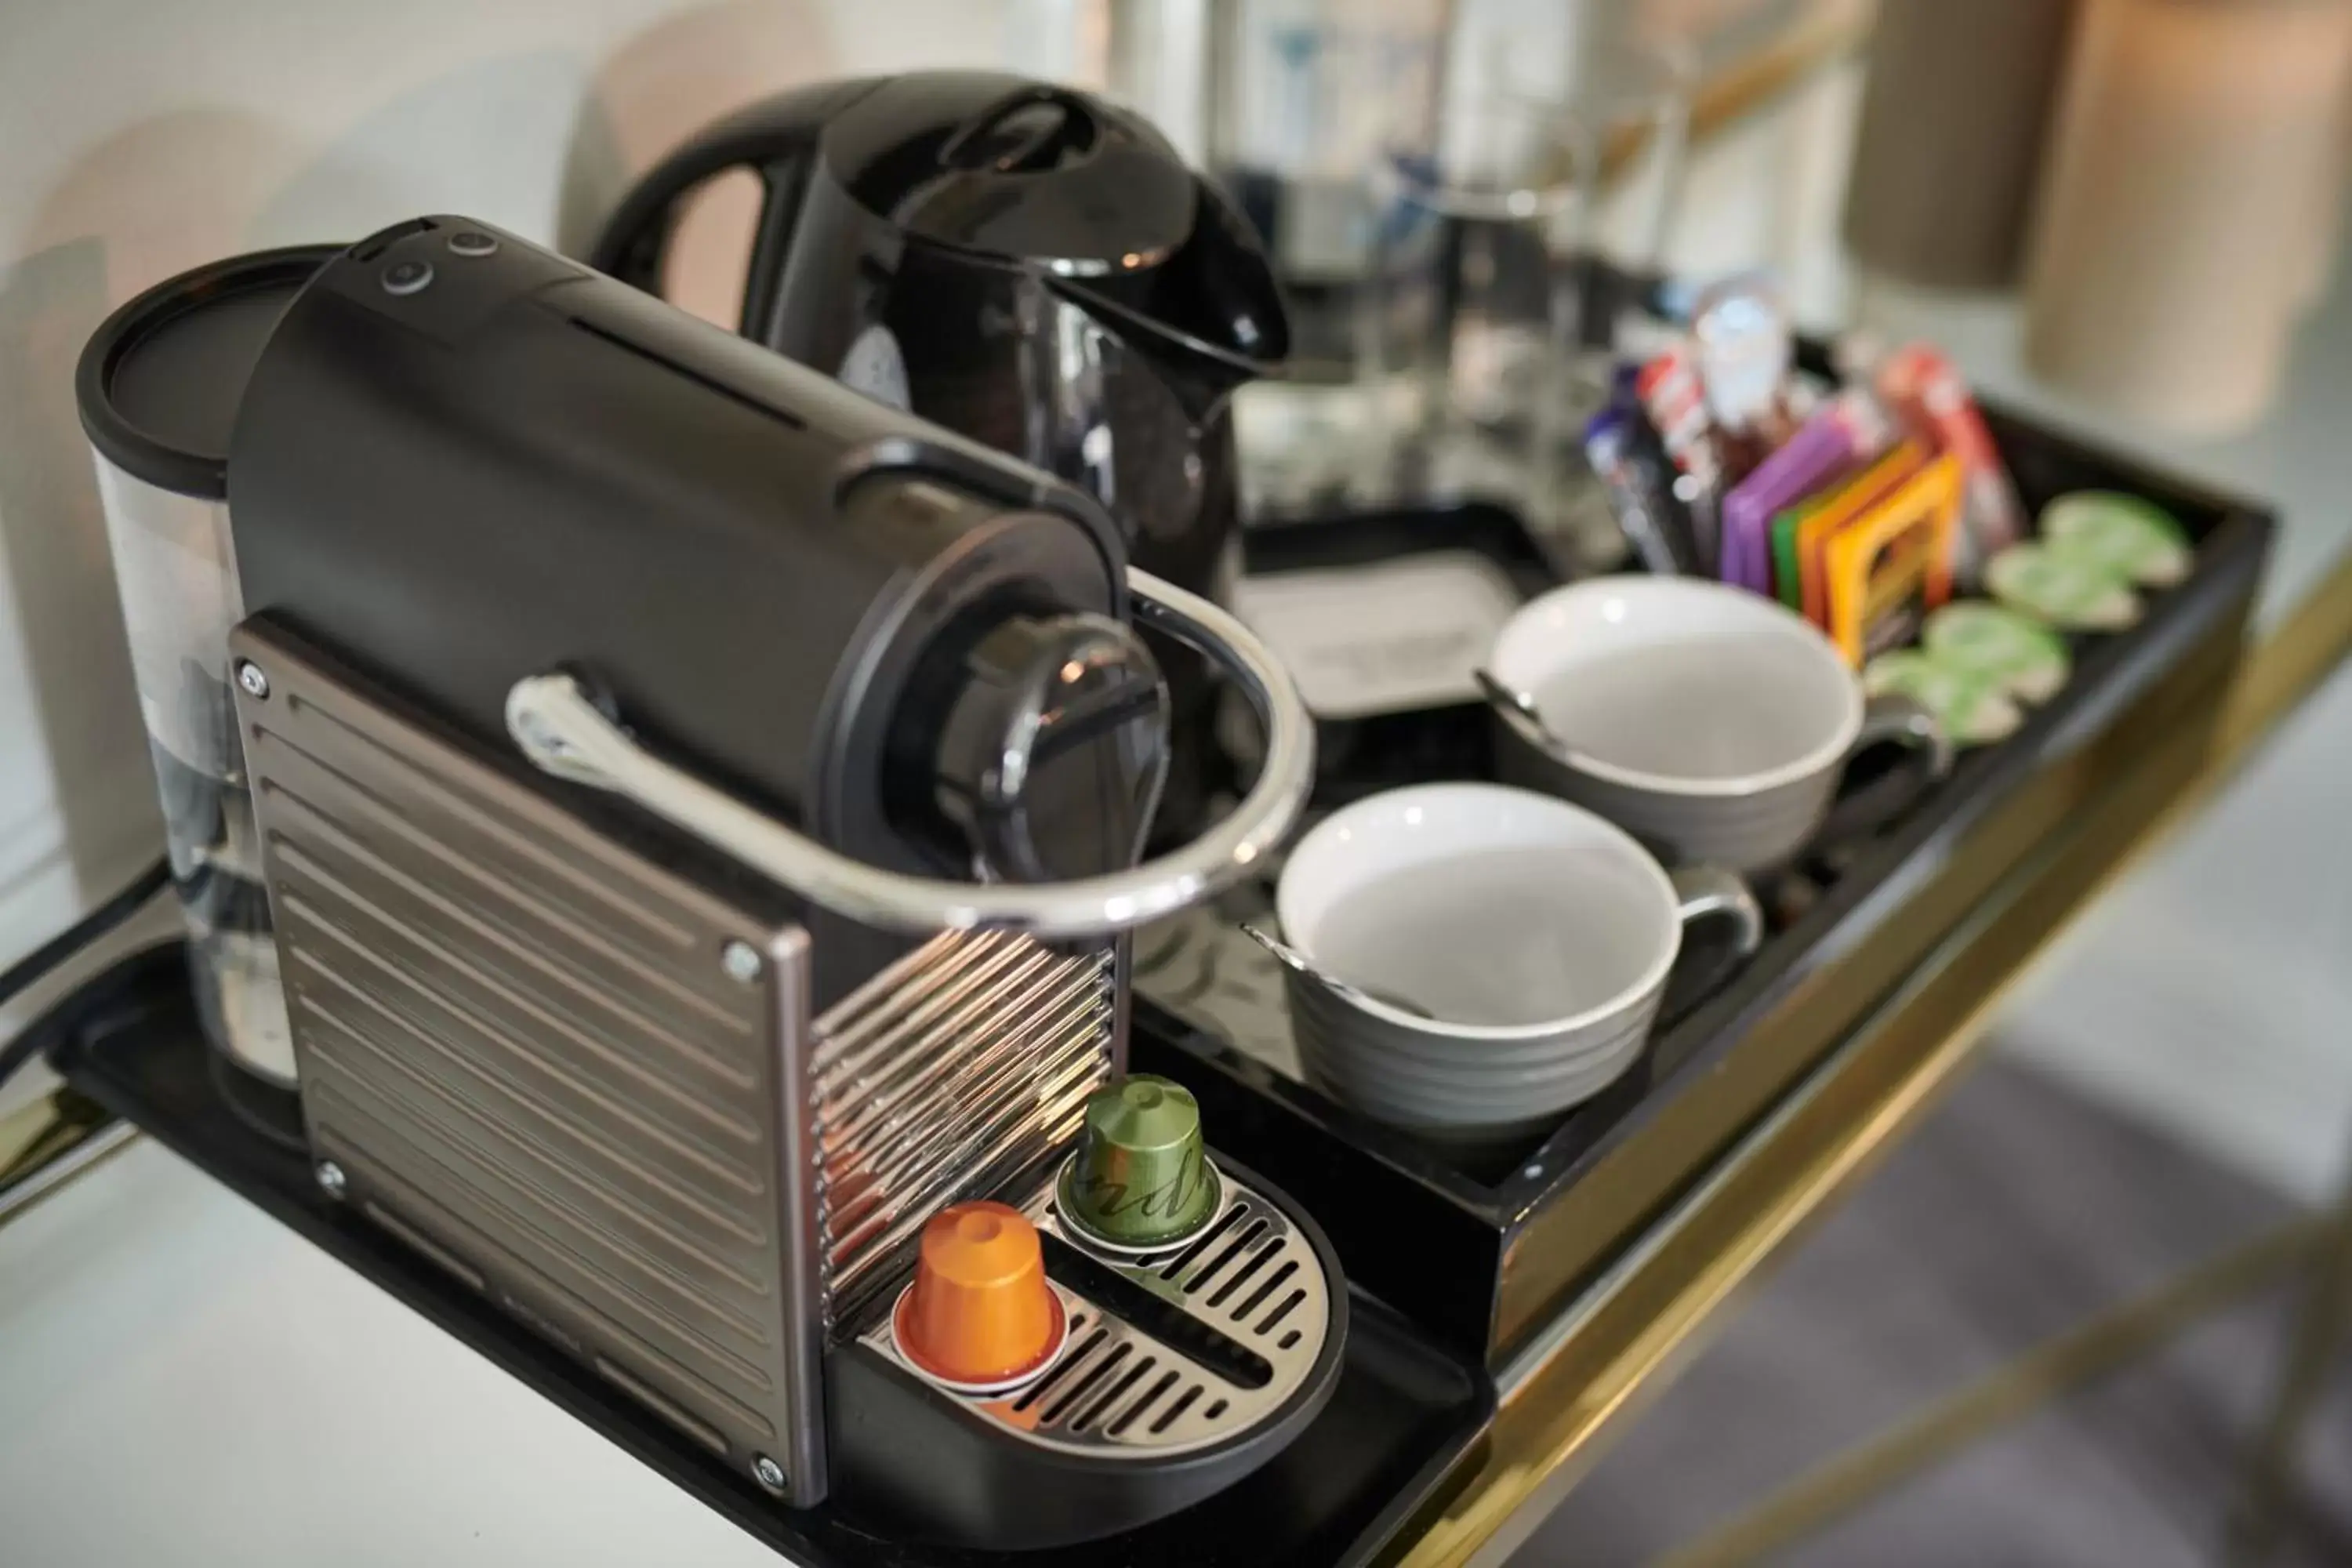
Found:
1058,1075 -> 1220,1249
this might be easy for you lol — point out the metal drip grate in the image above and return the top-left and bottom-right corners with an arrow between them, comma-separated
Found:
858,1167 -> 1332,1457
812,931 -> 1113,1316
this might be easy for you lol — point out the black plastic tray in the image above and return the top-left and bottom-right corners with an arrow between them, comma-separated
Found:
34,946 -> 1494,1568
1239,501 -> 1564,807
1136,399 -> 2278,1363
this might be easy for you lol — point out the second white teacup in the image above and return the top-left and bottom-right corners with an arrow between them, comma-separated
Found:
1486,576 -> 1952,873
1272,782 -> 1762,1135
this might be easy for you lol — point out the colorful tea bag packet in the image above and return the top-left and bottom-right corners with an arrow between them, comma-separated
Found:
1875,342 -> 2026,587
1719,390 -> 1893,595
1586,408 -> 1700,575
1788,441 -> 1927,627
1771,493 -> 1824,612
1821,449 -> 1962,664
1635,343 -> 1726,571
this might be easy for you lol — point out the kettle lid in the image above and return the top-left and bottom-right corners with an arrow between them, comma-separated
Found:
824,71 -> 1196,274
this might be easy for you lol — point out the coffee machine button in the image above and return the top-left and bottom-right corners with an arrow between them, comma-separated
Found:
447,230 -> 499,258
380,259 -> 434,296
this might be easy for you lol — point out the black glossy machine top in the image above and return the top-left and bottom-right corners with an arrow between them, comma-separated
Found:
222,217 -> 1163,922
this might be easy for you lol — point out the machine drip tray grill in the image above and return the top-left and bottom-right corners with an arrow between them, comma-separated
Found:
36,949 -> 1494,1567
859,1168 -> 1334,1457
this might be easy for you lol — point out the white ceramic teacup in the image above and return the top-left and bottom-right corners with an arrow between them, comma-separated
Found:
1272,782 -> 1762,1135
1484,576 -> 1953,873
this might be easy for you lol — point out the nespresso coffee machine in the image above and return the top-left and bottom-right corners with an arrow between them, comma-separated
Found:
212,215 -> 1336,1549
590,71 -> 1290,840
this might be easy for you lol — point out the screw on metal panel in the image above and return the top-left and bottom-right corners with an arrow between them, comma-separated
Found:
236,661 -> 270,699
315,1160 -> 347,1199
721,941 -> 764,983
752,1454 -> 787,1493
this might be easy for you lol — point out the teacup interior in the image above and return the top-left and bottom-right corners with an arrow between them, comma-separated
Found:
1280,787 -> 1673,1030
1496,580 -> 1857,785
1534,638 -> 1846,781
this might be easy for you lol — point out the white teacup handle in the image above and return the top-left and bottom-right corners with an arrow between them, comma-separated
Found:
1666,863 -> 1765,1006
1817,692 -> 1955,851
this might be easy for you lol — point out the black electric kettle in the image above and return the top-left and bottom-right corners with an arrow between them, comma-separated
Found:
591,72 -> 1291,837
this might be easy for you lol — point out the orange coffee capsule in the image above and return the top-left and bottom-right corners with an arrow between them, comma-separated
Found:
893,1200 -> 1065,1389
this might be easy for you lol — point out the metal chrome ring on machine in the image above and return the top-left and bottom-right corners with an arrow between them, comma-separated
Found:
502,568 -> 1313,940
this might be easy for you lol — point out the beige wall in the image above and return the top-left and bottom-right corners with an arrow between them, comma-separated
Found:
0,0 -> 1013,1058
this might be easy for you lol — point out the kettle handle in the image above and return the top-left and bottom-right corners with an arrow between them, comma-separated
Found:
504,568 -> 1315,940
589,78 -> 884,338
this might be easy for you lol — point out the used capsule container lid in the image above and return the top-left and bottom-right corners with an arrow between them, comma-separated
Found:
75,244 -> 343,500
